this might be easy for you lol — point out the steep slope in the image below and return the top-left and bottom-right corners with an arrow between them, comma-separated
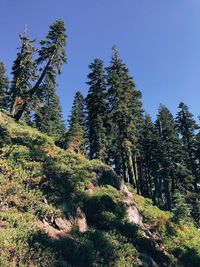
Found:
0,111 -> 200,267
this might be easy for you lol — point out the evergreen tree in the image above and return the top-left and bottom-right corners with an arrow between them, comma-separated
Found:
86,58 -> 108,162
13,19 -> 67,121
34,74 -> 65,141
139,114 -> 160,200
195,130 -> 200,179
139,111 -> 195,209
155,105 -> 184,209
66,91 -> 85,154
0,62 -> 9,109
175,103 -> 200,223
9,34 -> 37,120
106,46 -> 143,187
175,102 -> 199,178
172,191 -> 192,224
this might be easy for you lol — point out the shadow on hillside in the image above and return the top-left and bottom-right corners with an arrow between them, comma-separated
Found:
173,247 -> 200,267
30,227 -> 136,267
29,229 -> 76,267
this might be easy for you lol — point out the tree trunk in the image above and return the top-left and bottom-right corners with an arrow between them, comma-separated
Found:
127,151 -> 136,186
13,51 -> 55,121
133,156 -> 139,193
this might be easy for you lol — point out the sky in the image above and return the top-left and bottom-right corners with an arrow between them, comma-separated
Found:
0,0 -> 200,122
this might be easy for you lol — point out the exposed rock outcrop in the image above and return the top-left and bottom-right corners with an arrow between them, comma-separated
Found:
94,165 -> 124,190
121,184 -> 143,226
38,201 -> 88,239
94,166 -> 143,227
60,201 -> 88,232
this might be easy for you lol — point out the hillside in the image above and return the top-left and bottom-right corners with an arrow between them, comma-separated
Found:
0,111 -> 200,267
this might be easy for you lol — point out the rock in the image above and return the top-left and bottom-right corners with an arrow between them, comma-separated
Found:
75,207 -> 88,232
126,204 -> 143,226
59,201 -> 88,233
37,220 -> 70,239
121,184 -> 133,199
54,218 -> 72,232
94,165 -> 124,190
43,196 -> 48,204
121,184 -> 143,226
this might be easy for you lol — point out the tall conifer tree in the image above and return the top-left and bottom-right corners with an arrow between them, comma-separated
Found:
86,58 -> 108,162
176,102 -> 199,178
139,114 -> 160,200
106,46 -> 143,187
13,19 -> 67,121
0,62 -> 9,109
66,91 -> 85,154
195,130 -> 200,179
175,104 -> 200,225
155,105 -> 185,209
172,191 -> 192,224
9,34 -> 37,120
34,74 -> 65,141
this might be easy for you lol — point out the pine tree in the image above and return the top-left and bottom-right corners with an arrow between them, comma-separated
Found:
66,91 -> 85,154
13,19 -> 67,121
9,34 -> 37,120
175,102 -> 199,178
172,191 -> 192,224
175,103 -> 200,223
139,114 -> 160,200
106,46 -> 143,187
139,111 -> 195,209
195,131 -> 200,185
34,74 -> 65,141
0,62 -> 9,109
86,58 -> 108,162
155,105 -> 184,209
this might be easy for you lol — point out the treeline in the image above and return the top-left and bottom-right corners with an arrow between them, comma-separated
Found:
0,20 -> 200,227
68,49 -> 200,227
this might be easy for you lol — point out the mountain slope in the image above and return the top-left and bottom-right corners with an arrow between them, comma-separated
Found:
0,111 -> 200,267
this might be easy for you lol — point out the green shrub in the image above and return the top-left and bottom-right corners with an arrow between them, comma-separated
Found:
70,230 -> 138,267
0,125 -> 11,147
83,186 -> 125,229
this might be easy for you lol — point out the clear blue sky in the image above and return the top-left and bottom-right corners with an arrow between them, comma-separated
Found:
0,0 -> 200,122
